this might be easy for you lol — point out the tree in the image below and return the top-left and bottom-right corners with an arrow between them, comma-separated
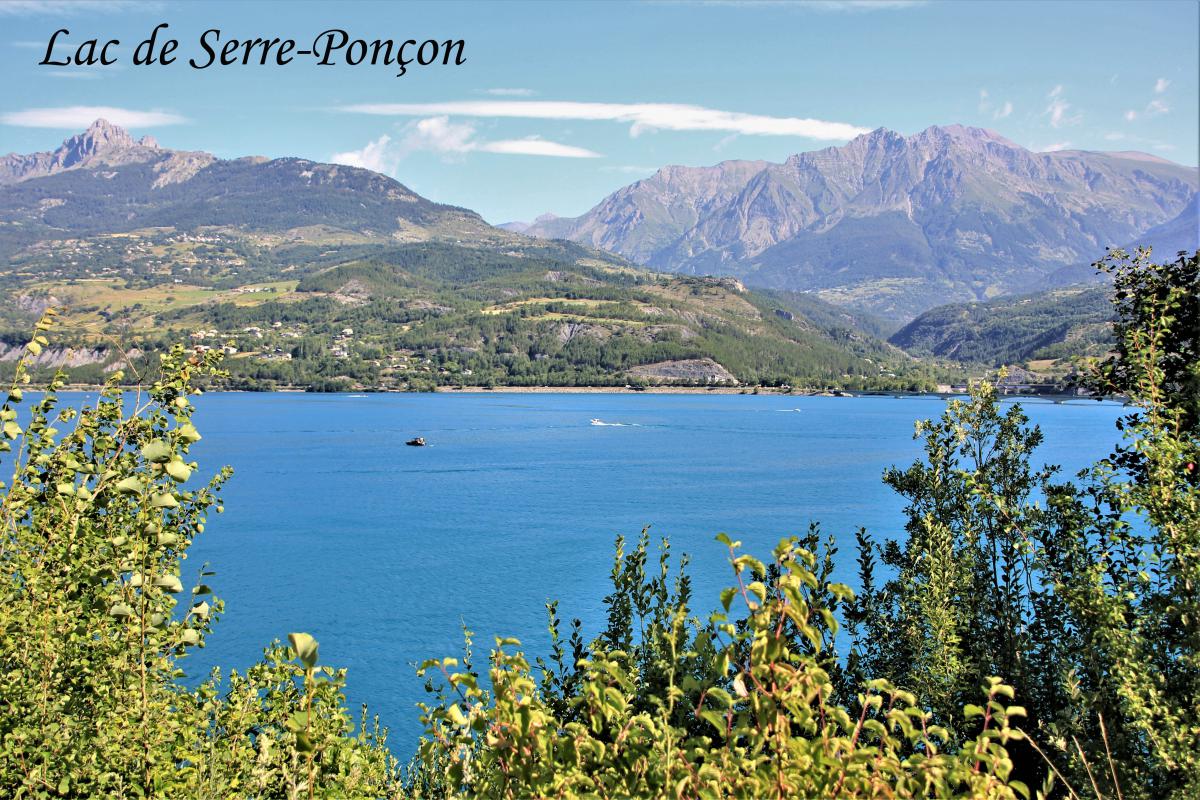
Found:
847,249 -> 1200,800
1031,248 -> 1200,798
847,382 -> 1067,791
1094,248 -> 1199,429
0,312 -> 401,798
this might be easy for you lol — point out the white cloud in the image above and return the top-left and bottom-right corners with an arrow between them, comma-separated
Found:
0,1 -> 158,15
1041,141 -> 1073,152
1045,85 -> 1081,128
1145,98 -> 1169,117
484,88 -> 536,97
401,116 -> 478,155
1,105 -> 186,128
687,0 -> 925,9
478,138 -> 600,158
1102,131 -> 1176,151
977,89 -> 1011,119
331,116 -> 601,172
331,135 -> 398,173
1124,88 -> 1171,123
810,0 -> 926,9
45,70 -> 101,79
338,100 -> 870,141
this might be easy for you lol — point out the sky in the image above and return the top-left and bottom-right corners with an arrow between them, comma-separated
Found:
0,0 -> 1197,223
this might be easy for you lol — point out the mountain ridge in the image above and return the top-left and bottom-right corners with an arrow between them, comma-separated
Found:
521,124 -> 1198,320
0,121 -> 932,392
1,118 -> 168,184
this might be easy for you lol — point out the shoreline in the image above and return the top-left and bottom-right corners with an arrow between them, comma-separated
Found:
49,382 -> 1112,403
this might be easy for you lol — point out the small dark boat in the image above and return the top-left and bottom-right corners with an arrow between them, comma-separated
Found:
405,437 -> 426,447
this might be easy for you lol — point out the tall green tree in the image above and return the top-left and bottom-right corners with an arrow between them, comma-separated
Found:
848,249 -> 1200,800
1031,248 -> 1200,799
846,382 -> 1068,791
0,315 -> 402,798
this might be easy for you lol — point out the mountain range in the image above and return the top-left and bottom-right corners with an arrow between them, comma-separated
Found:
0,121 -> 930,391
516,125 -> 1198,320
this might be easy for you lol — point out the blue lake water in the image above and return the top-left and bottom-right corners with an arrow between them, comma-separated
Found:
163,391 -> 1127,748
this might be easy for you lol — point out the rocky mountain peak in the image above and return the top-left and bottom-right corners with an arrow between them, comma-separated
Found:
910,125 -> 1022,157
63,119 -> 139,163
0,119 -> 166,185
519,122 -> 1197,320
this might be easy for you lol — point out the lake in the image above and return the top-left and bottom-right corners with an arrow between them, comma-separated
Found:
173,391 -> 1126,748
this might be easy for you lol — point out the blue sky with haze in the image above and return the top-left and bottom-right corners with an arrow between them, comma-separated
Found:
1,0 -> 1196,223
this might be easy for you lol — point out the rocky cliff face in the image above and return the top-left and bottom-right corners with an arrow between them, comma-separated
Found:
523,125 -> 1198,320
526,159 -> 768,264
0,119 -> 168,184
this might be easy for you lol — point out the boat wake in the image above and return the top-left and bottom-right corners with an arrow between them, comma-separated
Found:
590,418 -> 639,427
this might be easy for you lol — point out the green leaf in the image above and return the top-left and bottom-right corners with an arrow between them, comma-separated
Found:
109,603 -> 133,618
154,575 -> 183,593
141,440 -> 173,463
177,423 -> 202,443
150,493 -> 179,509
180,628 -> 200,646
719,587 -> 737,612
289,632 -> 319,668
698,709 -> 726,735
2,420 -> 21,439
115,476 -> 144,495
165,459 -> 192,483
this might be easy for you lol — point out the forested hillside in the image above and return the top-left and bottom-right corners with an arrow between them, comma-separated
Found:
889,284 -> 1113,365
0,122 -> 939,392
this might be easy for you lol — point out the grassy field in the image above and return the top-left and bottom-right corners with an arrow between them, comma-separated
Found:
32,279 -> 302,331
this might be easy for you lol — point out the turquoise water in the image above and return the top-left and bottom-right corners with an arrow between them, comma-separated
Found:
174,392 -> 1125,747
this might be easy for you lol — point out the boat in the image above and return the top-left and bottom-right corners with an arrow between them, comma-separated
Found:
590,418 -> 604,426
405,437 -> 426,447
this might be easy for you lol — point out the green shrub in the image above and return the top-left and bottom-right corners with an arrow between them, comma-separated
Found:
410,533 -> 1030,799
0,310 -> 401,798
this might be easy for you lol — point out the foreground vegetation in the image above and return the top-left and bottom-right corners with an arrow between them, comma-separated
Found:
0,249 -> 1195,797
